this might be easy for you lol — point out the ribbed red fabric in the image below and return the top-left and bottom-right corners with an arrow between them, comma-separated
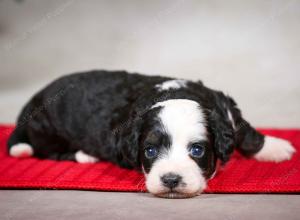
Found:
0,125 -> 299,193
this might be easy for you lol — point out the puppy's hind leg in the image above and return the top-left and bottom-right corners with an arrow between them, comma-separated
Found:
7,125 -> 34,158
48,150 -> 99,163
74,150 -> 99,163
47,152 -> 77,161
9,143 -> 34,158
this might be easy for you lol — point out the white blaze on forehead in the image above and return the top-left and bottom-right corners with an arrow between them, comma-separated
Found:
152,99 -> 207,147
155,79 -> 187,91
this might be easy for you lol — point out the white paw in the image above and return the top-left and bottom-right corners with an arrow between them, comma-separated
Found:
9,143 -> 34,158
75,150 -> 99,163
254,136 -> 296,162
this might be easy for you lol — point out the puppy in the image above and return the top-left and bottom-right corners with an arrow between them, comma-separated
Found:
7,70 -> 296,198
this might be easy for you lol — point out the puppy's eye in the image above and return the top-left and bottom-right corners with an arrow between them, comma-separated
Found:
189,143 -> 205,158
144,146 -> 158,159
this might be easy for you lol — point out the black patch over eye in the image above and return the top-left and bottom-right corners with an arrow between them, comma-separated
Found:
189,143 -> 205,158
144,146 -> 158,159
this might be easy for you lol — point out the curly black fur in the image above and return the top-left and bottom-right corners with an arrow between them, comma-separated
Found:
7,70 -> 265,175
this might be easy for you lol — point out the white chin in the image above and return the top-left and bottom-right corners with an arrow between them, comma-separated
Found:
154,190 -> 201,199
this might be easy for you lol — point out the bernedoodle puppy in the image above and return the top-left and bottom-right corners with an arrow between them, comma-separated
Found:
7,70 -> 296,198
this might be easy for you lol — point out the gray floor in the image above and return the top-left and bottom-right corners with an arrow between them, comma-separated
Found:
1,190 -> 299,220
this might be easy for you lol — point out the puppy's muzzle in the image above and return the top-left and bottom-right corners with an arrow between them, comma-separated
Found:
155,172 -> 198,199
161,173 -> 182,189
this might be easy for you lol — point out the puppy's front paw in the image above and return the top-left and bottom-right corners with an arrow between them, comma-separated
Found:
75,150 -> 99,163
254,136 -> 296,162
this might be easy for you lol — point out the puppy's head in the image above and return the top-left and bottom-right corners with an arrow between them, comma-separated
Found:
124,99 -> 234,198
120,99 -> 233,198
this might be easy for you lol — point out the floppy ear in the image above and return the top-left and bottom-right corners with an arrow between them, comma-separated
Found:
208,108 -> 235,164
116,115 -> 143,169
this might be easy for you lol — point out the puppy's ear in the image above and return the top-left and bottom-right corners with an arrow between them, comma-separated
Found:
116,115 -> 142,169
208,109 -> 235,164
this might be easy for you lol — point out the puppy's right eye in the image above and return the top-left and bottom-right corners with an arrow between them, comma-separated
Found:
144,146 -> 158,159
189,143 -> 205,158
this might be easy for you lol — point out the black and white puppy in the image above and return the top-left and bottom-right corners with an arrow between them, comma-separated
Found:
7,70 -> 296,198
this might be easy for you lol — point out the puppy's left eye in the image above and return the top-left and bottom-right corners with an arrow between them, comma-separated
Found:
189,143 -> 205,158
144,146 -> 158,159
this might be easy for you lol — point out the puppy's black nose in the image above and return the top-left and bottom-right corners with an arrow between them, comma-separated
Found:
161,173 -> 182,189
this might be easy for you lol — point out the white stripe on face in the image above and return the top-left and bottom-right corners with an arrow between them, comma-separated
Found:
146,99 -> 207,196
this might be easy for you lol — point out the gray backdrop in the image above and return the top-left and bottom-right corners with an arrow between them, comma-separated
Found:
0,0 -> 299,127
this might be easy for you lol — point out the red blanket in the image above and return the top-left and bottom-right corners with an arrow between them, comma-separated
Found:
0,125 -> 299,193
